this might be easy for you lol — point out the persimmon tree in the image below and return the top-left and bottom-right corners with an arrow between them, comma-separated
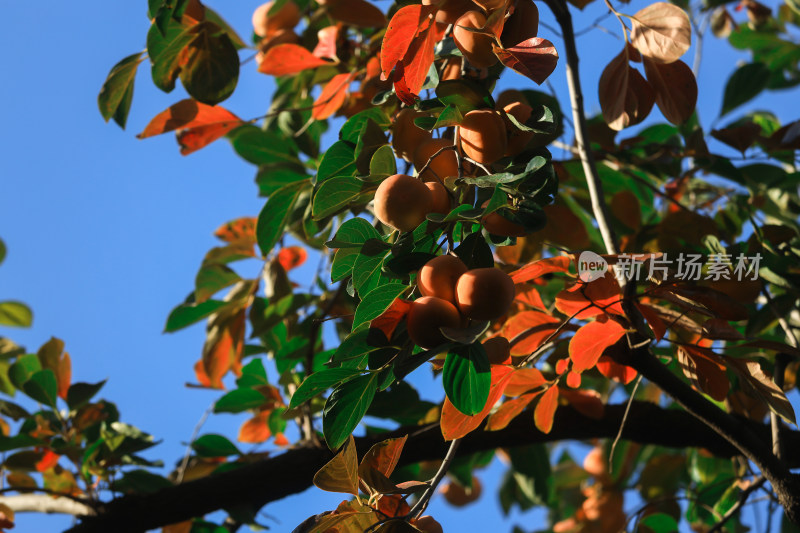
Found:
1,0 -> 800,531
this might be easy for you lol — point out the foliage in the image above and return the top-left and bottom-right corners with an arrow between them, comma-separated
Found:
1,0 -> 800,531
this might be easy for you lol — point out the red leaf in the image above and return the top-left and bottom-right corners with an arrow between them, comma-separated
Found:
392,61 -> 416,105
510,256 -> 571,283
566,371 -> 582,388
555,272 -> 624,319
371,298 -> 412,340
494,37 -> 559,85
634,301 -> 667,341
505,367 -> 548,396
258,43 -> 332,76
534,385 -> 559,433
598,48 -> 656,130
138,99 -> 241,138
502,311 -> 561,356
215,217 -> 257,244
676,345 -> 729,401
377,494 -> 411,518
313,26 -> 340,60
485,392 -> 540,431
515,285 -> 547,311
643,57 -> 697,125
57,352 -> 71,400
397,21 -> 439,101
313,72 -> 353,120
596,355 -> 638,385
36,450 -> 60,473
138,99 -> 243,155
202,309 -> 246,389
568,318 -> 626,373
360,435 -> 408,477
441,365 -> 515,440
277,246 -> 308,271
380,5 -> 437,80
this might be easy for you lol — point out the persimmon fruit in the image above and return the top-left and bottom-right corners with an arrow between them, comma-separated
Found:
422,0 -> 479,25
503,101 -> 535,155
455,267 -> 516,321
407,296 -> 462,349
252,1 -> 302,37
392,108 -> 433,162
418,255 -> 468,303
501,0 -> 539,48
374,174 -> 432,232
483,336 -> 511,364
459,109 -> 508,164
453,11 -> 499,69
415,516 -> 444,533
425,182 -> 451,215
414,138 -> 459,182
440,476 -> 482,506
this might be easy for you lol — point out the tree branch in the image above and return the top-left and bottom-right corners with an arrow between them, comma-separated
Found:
63,402 -> 800,533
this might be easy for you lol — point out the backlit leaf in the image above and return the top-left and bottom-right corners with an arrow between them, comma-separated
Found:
441,365 -> 515,440
509,256 -> 571,283
313,72 -> 353,120
0,302 -> 32,328
360,435 -> 407,477
98,52 -> 144,129
486,391 -> 540,431
630,2 -> 691,64
494,38 -> 559,85
643,58 -> 697,124
313,434 -> 359,495
380,5 -> 437,80
533,385 -> 559,433
598,49 -> 655,130
258,44 -> 331,76
568,318 -> 626,373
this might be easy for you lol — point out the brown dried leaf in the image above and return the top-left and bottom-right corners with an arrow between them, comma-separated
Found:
313,434 -> 359,495
630,2 -> 691,64
643,58 -> 697,125
598,49 -> 655,131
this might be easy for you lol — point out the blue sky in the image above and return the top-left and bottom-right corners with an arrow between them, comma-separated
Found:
0,0 -> 796,531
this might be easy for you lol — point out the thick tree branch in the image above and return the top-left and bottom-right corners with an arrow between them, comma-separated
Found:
0,494 -> 95,516
63,402 -> 800,533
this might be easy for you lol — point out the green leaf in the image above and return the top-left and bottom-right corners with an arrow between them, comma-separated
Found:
214,388 -> 266,413
289,368 -> 363,409
326,217 -> 381,249
22,369 -> 58,407
317,140 -> 357,184
436,79 -> 495,112
192,434 -> 241,457
416,104 -> 464,131
0,301 -> 32,328
8,354 -> 42,390
721,62 -> 770,116
638,513 -> 680,533
312,177 -> 365,220
0,237 -> 5,266
352,284 -> 408,331
179,22 -> 240,105
66,381 -> 107,410
98,52 -> 144,129
340,108 -> 391,144
268,408 -> 287,435
230,125 -> 298,166
256,180 -> 309,257
195,264 -> 241,302
147,18 -> 194,93
0,434 -> 41,452
369,145 -> 397,177
164,299 -> 228,332
443,343 -> 491,415
323,373 -> 379,449
352,244 -> 390,296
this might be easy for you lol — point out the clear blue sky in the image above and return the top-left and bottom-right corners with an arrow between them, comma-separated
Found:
0,0 -> 795,531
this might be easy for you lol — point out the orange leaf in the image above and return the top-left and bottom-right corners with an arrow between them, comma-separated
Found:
274,433 -> 290,446
138,99 -> 240,138
360,435 -> 408,477
643,58 -> 697,125
534,385 -> 559,433
202,309 -> 246,389
215,217 -> 257,244
380,5 -> 437,80
596,355 -> 637,385
35,450 -> 60,473
555,272 -> 624,319
313,72 -> 353,120
370,298 -> 412,340
258,43 -> 332,76
238,412 -> 271,443
634,301 -> 667,341
327,0 -> 387,28
277,246 -> 308,271
566,371 -> 582,388
194,360 -> 212,387
441,365 -> 515,440
504,367 -> 547,397
502,310 -> 561,356
485,391 -> 539,431
396,21 -> 439,102
515,285 -> 547,311
559,388 -> 605,419
57,352 -> 71,400
494,37 -> 559,85
377,494 -> 412,518
568,318 -> 626,373
510,256 -> 571,283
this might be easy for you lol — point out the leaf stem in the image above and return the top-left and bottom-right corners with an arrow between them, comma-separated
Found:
408,438 -> 460,518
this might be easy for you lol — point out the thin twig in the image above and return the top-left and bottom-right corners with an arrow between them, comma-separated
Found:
608,374 -> 642,474
708,476 -> 767,533
176,405 -> 213,484
408,439 -> 461,518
